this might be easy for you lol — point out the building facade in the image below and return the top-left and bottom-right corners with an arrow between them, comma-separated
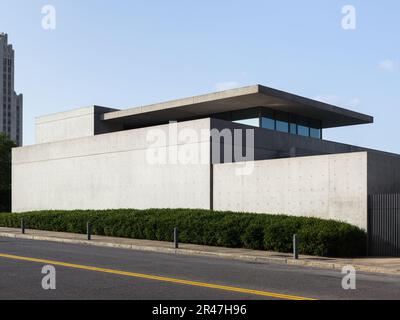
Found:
12,85 -> 400,233
0,33 -> 23,146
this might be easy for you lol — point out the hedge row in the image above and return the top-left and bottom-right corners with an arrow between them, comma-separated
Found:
0,209 -> 367,257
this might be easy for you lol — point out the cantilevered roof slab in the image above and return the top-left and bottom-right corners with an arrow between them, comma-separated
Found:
102,85 -> 373,129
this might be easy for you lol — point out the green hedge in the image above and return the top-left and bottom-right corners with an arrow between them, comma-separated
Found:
0,209 -> 367,257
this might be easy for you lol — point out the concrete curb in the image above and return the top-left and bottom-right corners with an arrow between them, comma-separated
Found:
1,231 -> 399,276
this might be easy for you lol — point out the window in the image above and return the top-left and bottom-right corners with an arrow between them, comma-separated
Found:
310,127 -> 321,139
297,116 -> 310,137
276,120 -> 289,132
231,108 -> 260,128
215,106 -> 322,139
290,123 -> 297,134
275,112 -> 289,133
297,125 -> 310,137
309,119 -> 322,139
261,109 -> 275,130
289,115 -> 297,134
261,117 -> 275,130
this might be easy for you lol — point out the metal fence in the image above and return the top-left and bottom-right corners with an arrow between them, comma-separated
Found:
368,194 -> 400,257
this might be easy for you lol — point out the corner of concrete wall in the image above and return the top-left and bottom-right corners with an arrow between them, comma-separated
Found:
35,106 -> 120,144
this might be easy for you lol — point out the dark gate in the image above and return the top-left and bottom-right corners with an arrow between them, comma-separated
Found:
368,194 -> 400,256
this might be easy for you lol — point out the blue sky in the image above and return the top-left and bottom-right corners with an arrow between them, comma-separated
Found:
1,0 -> 399,151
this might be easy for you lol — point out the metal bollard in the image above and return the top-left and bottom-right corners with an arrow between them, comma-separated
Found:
21,218 -> 25,234
293,234 -> 299,260
87,222 -> 92,241
174,227 -> 179,249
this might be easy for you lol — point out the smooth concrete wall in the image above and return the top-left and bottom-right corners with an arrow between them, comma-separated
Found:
35,106 -> 120,144
13,119 -> 211,212
213,152 -> 369,229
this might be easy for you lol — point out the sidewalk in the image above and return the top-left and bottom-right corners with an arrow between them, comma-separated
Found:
1,227 -> 400,276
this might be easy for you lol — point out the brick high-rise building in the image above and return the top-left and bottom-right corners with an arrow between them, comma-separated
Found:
0,33 -> 23,146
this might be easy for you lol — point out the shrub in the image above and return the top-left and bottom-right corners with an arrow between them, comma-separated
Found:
0,209 -> 367,257
241,221 -> 265,250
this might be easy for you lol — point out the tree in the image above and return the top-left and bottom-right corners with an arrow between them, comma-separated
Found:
0,133 -> 16,212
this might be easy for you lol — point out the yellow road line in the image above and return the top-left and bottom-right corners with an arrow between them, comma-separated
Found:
0,252 -> 316,300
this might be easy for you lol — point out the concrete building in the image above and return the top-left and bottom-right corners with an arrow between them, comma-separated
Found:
0,33 -> 23,146
12,85 -> 400,233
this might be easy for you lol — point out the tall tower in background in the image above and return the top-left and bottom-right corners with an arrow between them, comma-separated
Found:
0,33 -> 23,146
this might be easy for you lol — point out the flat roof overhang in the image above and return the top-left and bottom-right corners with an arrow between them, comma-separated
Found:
102,85 -> 373,129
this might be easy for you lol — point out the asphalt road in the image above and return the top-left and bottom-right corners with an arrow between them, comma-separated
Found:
1,237 -> 400,300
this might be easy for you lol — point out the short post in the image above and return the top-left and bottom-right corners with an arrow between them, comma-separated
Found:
87,222 -> 92,241
293,234 -> 299,260
174,227 -> 179,249
21,218 -> 25,234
